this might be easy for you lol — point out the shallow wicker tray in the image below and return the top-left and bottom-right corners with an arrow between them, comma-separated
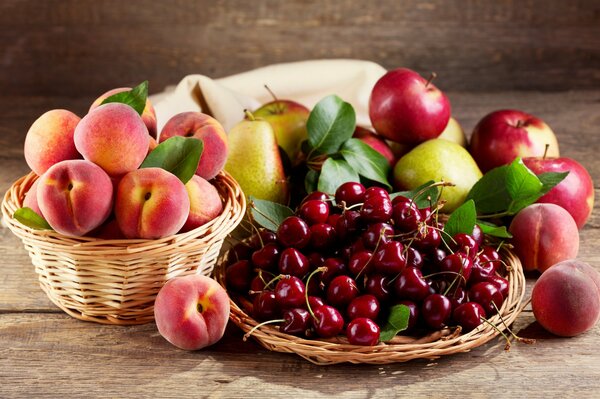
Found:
215,245 -> 526,365
2,171 -> 246,325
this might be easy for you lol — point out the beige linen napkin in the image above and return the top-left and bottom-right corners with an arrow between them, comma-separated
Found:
150,59 -> 387,133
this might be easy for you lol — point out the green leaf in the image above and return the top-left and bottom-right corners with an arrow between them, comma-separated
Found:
444,200 -> 477,237
379,304 -> 410,342
317,158 -> 360,195
304,169 -> 319,194
538,171 -> 569,196
248,196 -> 294,232
340,138 -> 391,189
476,220 -> 513,239
506,158 -> 542,202
466,165 -> 512,214
140,136 -> 203,184
13,207 -> 52,230
100,81 -> 148,115
390,180 -> 440,209
306,95 -> 356,157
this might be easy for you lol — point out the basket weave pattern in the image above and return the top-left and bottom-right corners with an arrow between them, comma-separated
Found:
3,171 -> 246,325
215,247 -> 526,365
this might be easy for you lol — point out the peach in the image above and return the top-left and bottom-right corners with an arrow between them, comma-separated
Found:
532,259 -> 600,337
509,203 -> 579,273
90,87 -> 157,138
24,109 -> 81,175
74,103 -> 149,177
37,160 -> 113,236
115,168 -> 190,239
180,175 -> 223,232
159,112 -> 228,180
148,137 -> 158,155
23,179 -> 43,217
154,274 -> 230,350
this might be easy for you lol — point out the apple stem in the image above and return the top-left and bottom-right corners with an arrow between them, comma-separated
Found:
543,144 -> 550,160
425,72 -> 437,88
244,109 -> 255,121
515,120 -> 525,128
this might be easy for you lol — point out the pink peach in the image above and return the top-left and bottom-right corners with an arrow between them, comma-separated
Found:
23,179 -> 43,217
181,175 -> 223,232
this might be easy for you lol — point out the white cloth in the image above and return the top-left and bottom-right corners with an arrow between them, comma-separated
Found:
150,59 -> 387,133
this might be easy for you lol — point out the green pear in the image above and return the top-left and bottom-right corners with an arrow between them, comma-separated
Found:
438,117 -> 467,147
224,116 -> 289,204
393,139 -> 482,212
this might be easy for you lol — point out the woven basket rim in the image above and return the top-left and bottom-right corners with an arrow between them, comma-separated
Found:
215,243 -> 526,365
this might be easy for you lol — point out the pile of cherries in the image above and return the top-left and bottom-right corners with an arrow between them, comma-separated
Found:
225,182 -> 509,346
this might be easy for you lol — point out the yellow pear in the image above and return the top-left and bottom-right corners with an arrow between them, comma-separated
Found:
438,117 -> 467,147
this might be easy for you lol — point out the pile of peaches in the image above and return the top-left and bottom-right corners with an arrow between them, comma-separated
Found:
21,88 -> 230,239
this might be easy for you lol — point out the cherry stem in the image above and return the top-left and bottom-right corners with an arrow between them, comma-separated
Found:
425,72 -> 437,88
243,319 -> 285,341
304,267 -> 328,321
543,143 -> 550,160
263,274 -> 285,291
244,109 -> 255,121
479,316 -> 514,351
491,302 -> 536,346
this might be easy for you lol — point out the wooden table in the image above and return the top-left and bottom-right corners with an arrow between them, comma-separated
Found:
1,92 -> 599,398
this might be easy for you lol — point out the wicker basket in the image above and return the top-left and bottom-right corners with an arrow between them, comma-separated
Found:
215,246 -> 526,365
2,171 -> 246,325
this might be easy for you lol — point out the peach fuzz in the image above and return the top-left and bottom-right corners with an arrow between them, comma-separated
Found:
90,87 -> 157,138
23,179 -> 43,217
37,160 -> 113,236
509,203 -> 579,273
181,175 -> 223,232
159,112 -> 228,180
115,168 -> 190,239
154,274 -> 230,350
24,109 -> 81,175
74,103 -> 149,177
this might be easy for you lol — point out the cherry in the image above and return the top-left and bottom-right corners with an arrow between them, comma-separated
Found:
453,302 -> 485,332
309,223 -> 336,250
335,210 -> 362,241
347,294 -> 380,320
478,246 -> 502,272
298,200 -> 330,225
306,276 -> 323,296
278,248 -> 310,278
372,241 -> 406,275
451,233 -> 479,258
365,273 -> 392,303
428,247 -> 448,266
225,260 -> 253,293
469,281 -> 504,316
361,194 -> 393,223
274,276 -> 306,309
393,266 -> 431,302
326,213 -> 342,227
277,216 -> 311,249
320,257 -> 347,284
249,230 -> 278,248
226,242 -> 253,265
253,291 -> 280,321
308,296 -> 325,310
485,275 -> 509,299
364,187 -> 389,200
396,300 -> 420,331
249,275 -> 267,298
448,286 -> 468,310
405,247 -> 424,269
302,191 -> 330,203
280,308 -> 311,335
251,243 -> 281,271
326,275 -> 359,307
335,182 -> 366,207
362,222 -> 394,250
312,305 -> 344,338
420,206 -> 434,224
439,253 -> 473,286
392,197 -> 422,232
469,257 -> 498,284
307,252 -> 325,269
413,224 -> 441,250
346,318 -> 380,346
348,250 -> 373,276
422,294 -> 452,330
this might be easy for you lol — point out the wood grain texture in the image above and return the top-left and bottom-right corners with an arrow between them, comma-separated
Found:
0,0 -> 599,96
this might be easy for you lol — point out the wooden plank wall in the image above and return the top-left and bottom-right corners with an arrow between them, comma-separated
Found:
0,0 -> 598,96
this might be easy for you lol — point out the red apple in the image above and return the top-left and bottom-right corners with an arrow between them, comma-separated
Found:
353,126 -> 395,166
523,157 -> 594,229
253,100 -> 309,165
369,68 -> 451,145
469,109 -> 560,172
154,274 -> 230,350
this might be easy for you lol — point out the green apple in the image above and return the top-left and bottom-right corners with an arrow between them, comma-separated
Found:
253,100 -> 309,165
393,139 -> 482,212
438,117 -> 467,147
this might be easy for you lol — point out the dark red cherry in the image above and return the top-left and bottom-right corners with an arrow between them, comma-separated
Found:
251,243 -> 281,271
469,282 -> 504,316
225,260 -> 253,293
249,230 -> 278,248
347,294 -> 380,320
439,253 -> 473,286
326,275 -> 359,307
362,222 -> 394,250
280,308 -> 311,335
253,291 -> 280,321
361,195 -> 393,223
453,302 -> 485,332
335,182 -> 366,207
302,191 -> 330,203
372,241 -> 406,275
364,187 -> 389,200
396,300 -> 420,331
392,197 -> 422,232
346,318 -> 380,346
277,216 -> 311,249
326,213 -> 342,227
313,305 -> 344,338
470,257 -> 498,284
306,276 -> 323,296
249,275 -> 267,298
226,242 -> 253,265
336,210 -> 362,241
485,275 -> 509,299
307,252 -> 325,269
307,296 -> 325,310
275,276 -> 306,309
298,200 -> 330,225
448,286 -> 468,310
348,250 -> 373,276
393,266 -> 431,302
309,223 -> 336,250
451,233 -> 479,258
365,273 -> 392,302
478,246 -> 502,271
428,247 -> 448,266
422,294 -> 452,330
405,247 -> 424,269
413,224 -> 441,250
420,206 -> 434,224
320,257 -> 347,284
278,248 -> 310,278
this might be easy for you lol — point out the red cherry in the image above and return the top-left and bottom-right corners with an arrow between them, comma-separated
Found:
313,305 -> 344,338
347,294 -> 380,320
361,194 -> 393,223
309,223 -> 336,250
348,250 -> 373,276
278,248 -> 310,278
396,300 -> 420,331
422,294 -> 452,330
225,260 -> 253,293
372,241 -> 406,275
448,286 -> 468,310
362,222 -> 394,250
249,230 -> 278,248
470,257 -> 498,284
469,282 -> 505,316
275,276 -> 306,309
249,275 -> 267,298
413,224 -> 441,250
253,291 -> 280,321
326,213 -> 342,227
251,243 -> 281,271
439,253 -> 473,286
405,247 -> 424,269
392,196 -> 422,232
451,233 -> 479,258
364,187 -> 389,200
335,210 -> 362,241
335,182 -> 366,206
308,296 -> 325,310
365,273 -> 392,303
226,242 -> 253,265
326,275 -> 359,307
302,191 -> 330,203
453,302 -> 486,331
298,200 -> 330,225
280,308 -> 311,335
393,266 -> 431,302
320,257 -> 347,284
277,216 -> 311,248
485,275 -> 509,299
347,318 -> 380,346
